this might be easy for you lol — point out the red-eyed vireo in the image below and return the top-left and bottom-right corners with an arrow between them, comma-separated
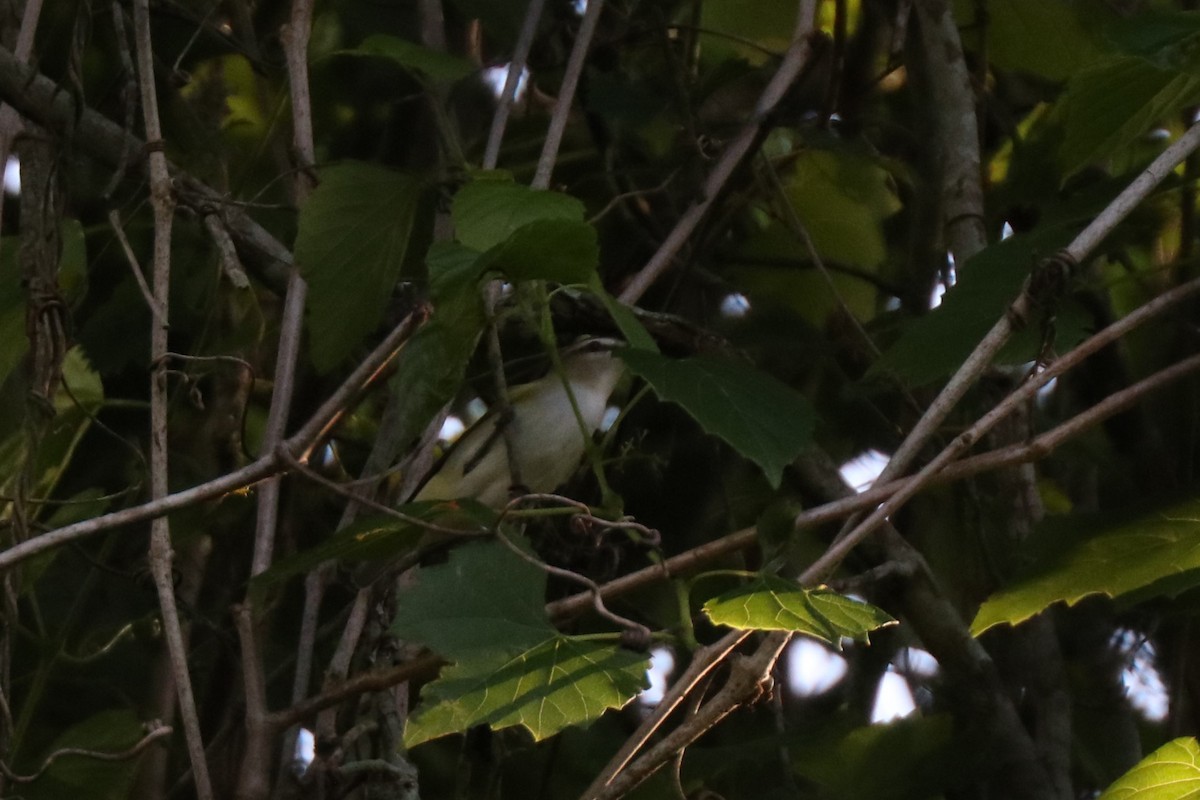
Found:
414,341 -> 624,507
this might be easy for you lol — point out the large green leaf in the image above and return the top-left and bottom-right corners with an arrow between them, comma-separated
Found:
296,162 -> 422,372
972,499 -> 1200,635
1056,56 -> 1200,180
476,219 -> 598,285
249,513 -> 432,602
785,148 -> 901,270
404,636 -> 649,747
21,709 -> 147,800
391,539 -> 557,661
702,575 -> 896,647
617,350 -> 816,487
337,34 -> 475,83
1099,737 -> 1200,799
792,715 -> 968,800
589,277 -> 658,352
385,241 -> 487,453
0,235 -> 25,385
451,178 -> 585,253
1105,11 -> 1200,74
873,225 -> 1077,387
588,275 -> 657,350
983,0 -> 1109,81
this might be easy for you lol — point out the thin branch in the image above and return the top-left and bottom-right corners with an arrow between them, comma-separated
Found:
251,0 -> 317,579
759,154 -> 884,360
0,723 -> 173,783
268,652 -> 443,730
154,345 -> 1200,738
200,213 -> 250,288
280,448 -> 486,537
618,1 -> 820,303
581,629 -> 749,798
915,0 -> 987,266
590,633 -> 789,799
131,0 -> 213,794
314,589 -> 371,738
492,506 -> 648,637
0,306 -> 428,572
0,0 -> 43,241
802,268 -> 1200,586
233,604 -> 269,799
865,119 -> 1200,514
0,44 -> 293,293
106,209 -> 166,324
533,0 -> 605,189
548,349 -> 1200,621
483,0 -> 546,170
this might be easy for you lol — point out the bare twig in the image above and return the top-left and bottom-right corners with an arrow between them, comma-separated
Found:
233,605 -> 270,799
252,0 -> 317,579
106,209 -> 166,324
0,0 -> 43,241
314,589 -> 371,738
803,269 -> 1200,586
482,0 -> 546,170
533,0 -> 605,189
0,723 -> 172,783
0,44 -> 293,293
201,213 -> 250,288
589,633 -> 788,799
280,448 -> 486,537
130,0 -> 214,794
548,349 -> 1200,621
492,511 -> 649,637
240,341 -> 1200,735
759,154 -> 883,360
0,306 -> 427,572
618,1 -> 819,304
914,0 -> 987,266
863,120 -> 1200,523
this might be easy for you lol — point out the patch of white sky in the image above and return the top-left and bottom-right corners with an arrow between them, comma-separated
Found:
481,64 -> 530,102
4,155 -> 17,195
293,727 -> 316,776
719,292 -> 751,318
640,638 -> 935,725
1112,628 -> 1169,722
638,647 -> 676,705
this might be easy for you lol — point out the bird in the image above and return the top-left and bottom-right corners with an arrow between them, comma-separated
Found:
413,341 -> 624,508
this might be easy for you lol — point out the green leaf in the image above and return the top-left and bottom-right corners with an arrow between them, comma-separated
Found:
985,0 -> 1109,80
23,709 -> 146,800
405,636 -> 649,747
452,179 -> 585,253
1099,737 -> 1200,799
1106,12 -> 1200,74
297,162 -> 422,372
384,242 -> 487,453
0,235 -> 25,385
793,715 -> 969,800
785,148 -> 901,270
249,514 -> 430,601
60,218 -> 88,304
337,34 -> 475,83
1055,56 -> 1200,180
617,350 -> 816,487
972,499 -> 1200,635
476,219 -> 598,284
702,575 -> 896,647
873,225 -> 1076,387
392,539 -> 557,661
589,277 -> 658,351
